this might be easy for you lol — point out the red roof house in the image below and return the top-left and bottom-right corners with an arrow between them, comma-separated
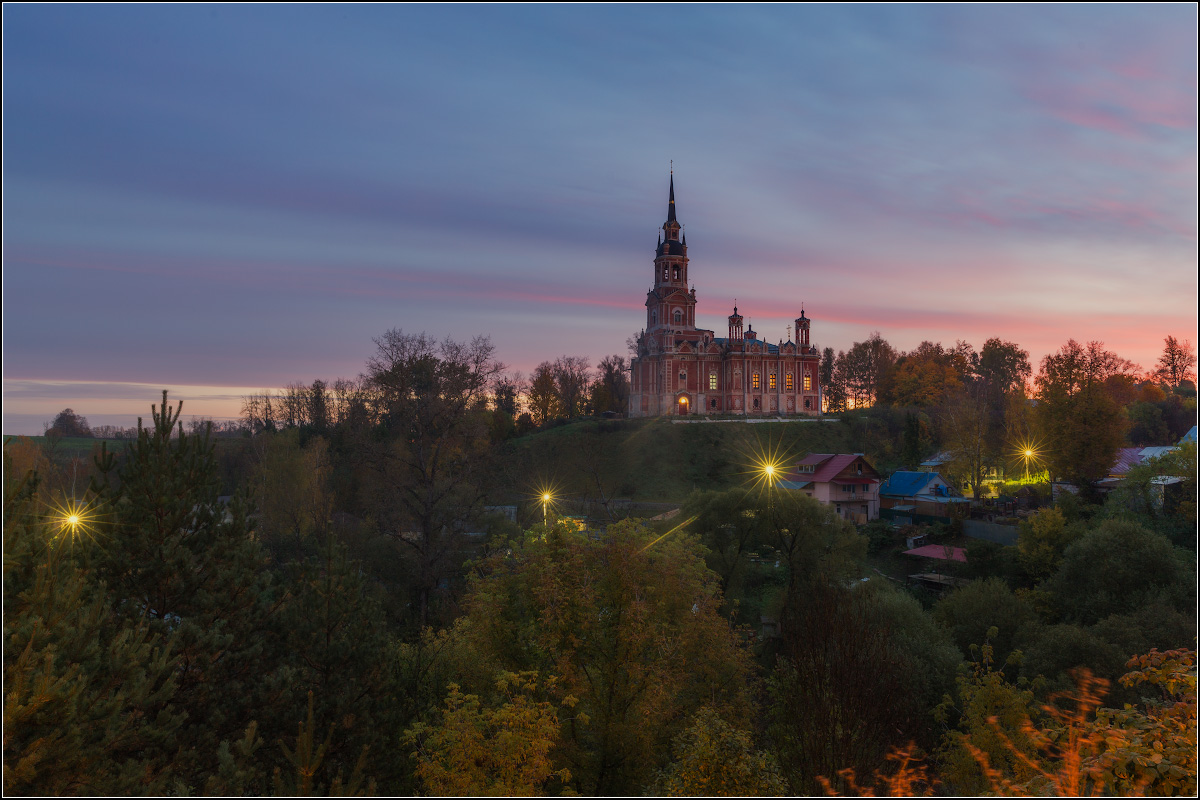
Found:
779,453 -> 881,523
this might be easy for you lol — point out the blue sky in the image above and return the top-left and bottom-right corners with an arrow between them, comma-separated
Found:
4,4 -> 1196,433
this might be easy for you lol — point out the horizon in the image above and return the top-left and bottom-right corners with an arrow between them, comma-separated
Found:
4,5 -> 1197,435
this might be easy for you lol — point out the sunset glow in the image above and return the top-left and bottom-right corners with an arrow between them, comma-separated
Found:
3,6 -> 1195,433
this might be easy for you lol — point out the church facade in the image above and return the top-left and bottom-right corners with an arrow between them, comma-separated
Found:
629,176 -> 822,417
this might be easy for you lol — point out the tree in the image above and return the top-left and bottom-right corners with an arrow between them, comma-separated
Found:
1155,335 -> 1197,389
362,329 -> 504,628
3,458 -> 182,795
492,373 -> 521,417
1016,507 -> 1082,580
651,708 -> 787,796
835,332 -> 896,409
821,346 -> 844,412
770,581 -> 932,794
1035,340 -> 1130,485
552,355 -> 592,418
940,387 -> 991,499
932,578 -> 1039,669
596,354 -> 629,414
450,521 -> 757,795
527,361 -> 561,425
45,408 -> 93,438
1044,519 -> 1193,625
91,391 -> 286,790
406,672 -> 570,796
885,341 -> 965,408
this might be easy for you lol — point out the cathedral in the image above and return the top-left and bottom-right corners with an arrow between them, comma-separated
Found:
629,175 -> 822,417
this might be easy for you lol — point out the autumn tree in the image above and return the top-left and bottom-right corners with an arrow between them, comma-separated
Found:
885,341 -> 966,408
527,361 -> 561,425
940,386 -> 991,499
651,707 -> 787,796
593,354 -> 629,414
835,332 -> 896,409
552,355 -> 592,418
1155,335 -> 1197,389
449,520 -> 757,795
1016,507 -> 1082,580
361,329 -> 503,628
1035,340 -> 1132,485
406,672 -> 570,796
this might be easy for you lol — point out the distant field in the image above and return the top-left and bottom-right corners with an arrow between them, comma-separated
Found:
2,435 -> 126,461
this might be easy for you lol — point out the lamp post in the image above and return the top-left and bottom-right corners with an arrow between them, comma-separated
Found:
542,492 -> 552,526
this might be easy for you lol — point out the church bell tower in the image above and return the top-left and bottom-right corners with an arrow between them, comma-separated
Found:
646,171 -> 696,331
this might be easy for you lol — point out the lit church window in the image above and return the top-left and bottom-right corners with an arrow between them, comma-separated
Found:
786,373 -> 794,391
752,373 -> 760,390
769,373 -> 777,390
709,373 -> 717,390
804,374 -> 812,391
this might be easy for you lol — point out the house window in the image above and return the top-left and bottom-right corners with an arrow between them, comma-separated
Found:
786,373 -> 794,391
752,373 -> 760,390
709,373 -> 718,390
804,374 -> 812,391
769,373 -> 777,390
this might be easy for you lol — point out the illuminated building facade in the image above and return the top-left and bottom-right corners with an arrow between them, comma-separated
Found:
629,175 -> 822,417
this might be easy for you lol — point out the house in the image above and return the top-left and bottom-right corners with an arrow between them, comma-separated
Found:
1096,445 -> 1182,494
779,453 -> 881,523
878,471 -> 971,523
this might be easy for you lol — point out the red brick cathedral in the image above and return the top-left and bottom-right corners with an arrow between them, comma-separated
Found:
629,175 -> 822,417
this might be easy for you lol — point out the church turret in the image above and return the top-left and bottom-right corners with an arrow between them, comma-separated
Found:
728,305 -> 743,341
796,307 -> 811,349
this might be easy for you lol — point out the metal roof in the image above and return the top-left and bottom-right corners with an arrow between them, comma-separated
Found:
879,471 -> 938,497
903,544 -> 967,562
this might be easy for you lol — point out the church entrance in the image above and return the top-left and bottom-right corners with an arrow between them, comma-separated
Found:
677,395 -> 690,415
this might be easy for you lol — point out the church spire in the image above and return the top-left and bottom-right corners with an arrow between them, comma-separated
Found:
667,170 -> 677,222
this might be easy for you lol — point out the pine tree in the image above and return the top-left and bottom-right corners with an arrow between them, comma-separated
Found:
90,391 -> 288,791
3,453 -> 182,795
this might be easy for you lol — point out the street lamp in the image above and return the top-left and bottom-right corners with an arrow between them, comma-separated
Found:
542,492 -> 552,526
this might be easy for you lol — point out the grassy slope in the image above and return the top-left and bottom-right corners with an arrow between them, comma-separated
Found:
491,415 -> 885,506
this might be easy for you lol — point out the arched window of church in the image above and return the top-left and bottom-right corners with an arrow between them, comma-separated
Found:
673,266 -> 680,281
663,266 -> 669,281
786,373 -> 794,391
652,310 -> 657,325
673,309 -> 682,325
769,373 -> 777,390
752,373 -> 760,390
804,398 -> 811,410
804,374 -> 812,391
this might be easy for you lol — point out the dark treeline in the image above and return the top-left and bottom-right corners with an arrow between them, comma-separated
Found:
5,329 -> 1196,796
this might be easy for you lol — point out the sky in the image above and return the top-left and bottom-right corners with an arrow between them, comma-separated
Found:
3,4 -> 1196,434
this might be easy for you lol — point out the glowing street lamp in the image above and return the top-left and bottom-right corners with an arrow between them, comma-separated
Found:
542,492 -> 553,526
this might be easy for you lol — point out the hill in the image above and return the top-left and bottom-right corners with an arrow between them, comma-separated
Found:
488,411 -> 912,507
